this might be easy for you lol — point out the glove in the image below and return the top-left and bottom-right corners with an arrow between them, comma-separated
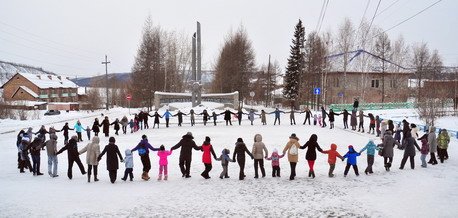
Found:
97,157 -> 101,162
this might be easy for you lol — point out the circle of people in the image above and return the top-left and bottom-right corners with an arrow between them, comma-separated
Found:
15,107 -> 451,183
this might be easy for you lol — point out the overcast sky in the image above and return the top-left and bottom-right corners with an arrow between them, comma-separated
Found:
0,0 -> 457,78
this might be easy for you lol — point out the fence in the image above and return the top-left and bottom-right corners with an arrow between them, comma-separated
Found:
329,102 -> 415,112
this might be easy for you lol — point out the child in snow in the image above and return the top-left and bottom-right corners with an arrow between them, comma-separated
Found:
321,143 -> 343,177
121,149 -> 134,181
317,114 -> 322,127
313,114 -> 318,126
157,145 -> 172,180
199,136 -> 217,179
216,148 -> 233,179
128,119 -> 134,133
359,140 -> 380,174
394,123 -> 402,143
420,138 -> 429,168
265,148 -> 285,177
342,145 -> 361,177
86,126 -> 91,141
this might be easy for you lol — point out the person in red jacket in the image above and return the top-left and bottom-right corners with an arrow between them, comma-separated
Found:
198,136 -> 217,179
321,143 -> 344,177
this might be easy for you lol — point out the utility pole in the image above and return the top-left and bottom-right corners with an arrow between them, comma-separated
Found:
266,55 -> 271,107
102,55 -> 110,110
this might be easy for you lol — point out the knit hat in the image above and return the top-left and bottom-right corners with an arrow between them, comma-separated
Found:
273,148 -> 278,153
348,145 -> 353,149
109,137 -> 116,143
186,132 -> 193,137
205,136 -> 211,143
289,133 -> 298,140
142,135 -> 147,139
237,138 -> 243,143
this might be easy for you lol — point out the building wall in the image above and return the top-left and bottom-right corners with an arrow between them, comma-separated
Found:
2,74 -> 39,100
325,72 -> 410,104
11,88 -> 37,101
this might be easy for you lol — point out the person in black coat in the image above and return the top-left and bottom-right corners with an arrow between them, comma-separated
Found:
142,111 -> 150,129
300,134 -> 323,178
220,109 -> 235,126
173,110 -> 187,126
98,137 -> 123,183
232,138 -> 254,180
401,119 -> 410,143
17,130 -> 26,171
138,111 -> 145,130
340,109 -> 349,129
302,107 -> 313,125
199,109 -> 210,126
328,109 -> 339,129
60,122 -> 73,145
100,116 -> 110,137
56,136 -> 86,179
320,107 -> 327,128
399,132 -> 421,170
110,118 -> 120,135
171,132 -> 201,178
151,111 -> 162,128
35,125 -> 49,143
236,109 -> 244,125
92,118 -> 100,136
353,98 -> 359,110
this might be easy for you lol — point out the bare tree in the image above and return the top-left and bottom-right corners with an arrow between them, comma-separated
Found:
411,42 -> 431,101
374,30 -> 392,103
86,88 -> 102,110
335,18 -> 355,103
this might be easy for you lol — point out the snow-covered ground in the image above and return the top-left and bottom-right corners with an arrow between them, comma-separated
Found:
1,103 -> 457,217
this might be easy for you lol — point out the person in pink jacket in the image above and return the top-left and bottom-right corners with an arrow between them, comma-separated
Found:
157,145 -> 172,181
265,148 -> 284,177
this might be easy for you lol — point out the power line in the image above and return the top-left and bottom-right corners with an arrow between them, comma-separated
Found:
0,20 -> 101,57
317,0 -> 330,33
374,0 -> 443,38
315,0 -> 326,32
375,0 -> 401,18
368,0 -> 382,35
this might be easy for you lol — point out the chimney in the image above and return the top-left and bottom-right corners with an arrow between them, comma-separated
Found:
36,75 -> 41,79
48,75 -> 52,80
66,77 -> 70,80
57,76 -> 62,80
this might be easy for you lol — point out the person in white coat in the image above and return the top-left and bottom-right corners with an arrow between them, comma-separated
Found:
79,136 -> 101,182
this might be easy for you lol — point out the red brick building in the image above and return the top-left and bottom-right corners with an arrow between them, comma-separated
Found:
1,72 -> 79,102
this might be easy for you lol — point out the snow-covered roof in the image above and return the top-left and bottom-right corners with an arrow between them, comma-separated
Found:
17,86 -> 38,98
77,87 -> 86,95
19,72 -> 78,89
154,91 -> 238,97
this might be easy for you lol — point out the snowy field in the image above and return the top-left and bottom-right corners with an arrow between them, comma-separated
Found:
1,103 -> 457,217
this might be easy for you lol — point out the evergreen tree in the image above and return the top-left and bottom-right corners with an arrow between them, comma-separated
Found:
283,19 -> 305,107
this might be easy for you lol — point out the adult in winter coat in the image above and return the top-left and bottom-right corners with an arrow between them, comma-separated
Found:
198,136 -> 217,179
189,109 -> 196,126
399,132 -> 421,170
380,120 -> 387,140
34,125 -> 49,143
353,98 -> 359,110
56,136 -> 87,179
252,134 -> 268,178
401,119 -> 410,143
380,131 -> 401,171
131,135 -> 159,180
44,133 -> 59,177
16,130 -> 26,172
288,108 -> 299,125
120,116 -> 129,134
110,118 -> 121,135
328,109 -> 339,129
163,109 -> 173,128
211,111 -> 218,126
97,137 -> 123,183
60,123 -> 73,144
350,109 -> 357,130
173,110 -> 187,127
74,121 -> 86,142
271,107 -> 285,125
437,129 -> 450,163
359,140 -> 380,174
30,137 -> 44,175
302,107 -> 313,125
358,110 -> 365,132
220,109 -> 235,126
343,145 -> 361,176
340,109 -> 349,129
260,110 -> 267,125
138,111 -> 144,130
427,126 -> 438,165
232,138 -> 254,180
300,134 -> 323,178
375,116 -> 382,137
101,116 -> 110,137
248,109 -> 256,125
171,132 -> 201,178
92,118 -> 100,137
282,133 -> 301,180
152,111 -> 162,128
142,111 -> 150,129
236,109 -> 244,125
79,136 -> 101,182
320,107 -> 327,128
321,143 -> 343,177
199,109 -> 210,126
387,120 -> 395,133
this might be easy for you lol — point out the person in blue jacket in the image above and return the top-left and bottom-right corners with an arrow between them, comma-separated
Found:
131,135 -> 159,180
343,145 -> 361,177
162,109 -> 173,128
74,120 -> 85,142
359,140 -> 380,175
270,107 -> 285,125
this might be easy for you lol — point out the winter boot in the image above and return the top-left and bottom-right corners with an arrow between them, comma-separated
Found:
88,173 -> 91,183
146,172 -> 150,180
311,171 -> 315,178
158,174 -> 162,181
308,171 -> 312,177
164,175 -> 168,181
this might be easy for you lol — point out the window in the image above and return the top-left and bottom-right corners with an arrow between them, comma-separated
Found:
371,79 -> 380,88
390,79 -> 397,88
333,77 -> 340,87
40,90 -> 47,95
